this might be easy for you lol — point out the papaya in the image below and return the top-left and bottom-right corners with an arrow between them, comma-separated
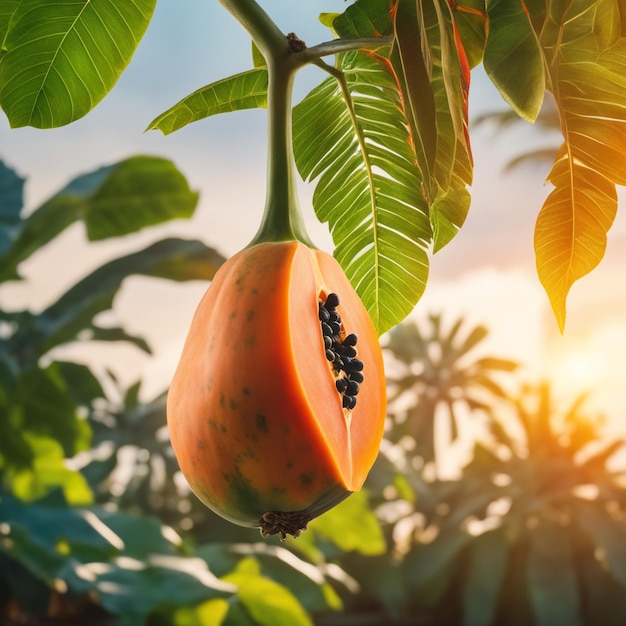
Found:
167,240 -> 386,539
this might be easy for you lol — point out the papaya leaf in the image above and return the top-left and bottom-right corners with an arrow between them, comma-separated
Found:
453,0 -> 487,68
0,159 -> 24,259
392,0 -> 471,249
293,52 -> 431,335
147,69 -> 269,135
0,0 -> 21,50
308,489 -> 385,555
483,0 -> 545,122
0,156 -> 200,281
331,0 -> 393,39
197,543 -> 342,614
392,0 -> 438,191
527,519 -> 580,626
222,557 -> 313,626
37,238 -> 225,352
535,147 -> 617,331
8,433 -> 93,505
534,4 -> 626,330
0,0 -> 156,128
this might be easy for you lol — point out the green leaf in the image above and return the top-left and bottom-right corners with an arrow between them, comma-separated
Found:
174,598 -> 230,626
527,519 -> 580,626
392,0 -> 438,190
147,69 -> 268,135
483,0 -> 545,121
8,433 -> 93,505
535,149 -> 617,331
0,156 -> 200,281
222,558 -> 313,626
308,489 -> 385,555
14,363 -> 92,459
331,0 -> 393,39
0,0 -> 156,128
294,52 -> 431,335
0,159 -> 24,259
452,0 -> 487,68
462,528 -> 510,626
81,156 -> 200,240
197,542 -> 342,615
38,238 -> 225,352
533,5 -> 626,330
392,0 -> 472,249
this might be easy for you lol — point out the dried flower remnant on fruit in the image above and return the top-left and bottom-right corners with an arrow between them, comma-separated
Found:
319,292 -> 364,410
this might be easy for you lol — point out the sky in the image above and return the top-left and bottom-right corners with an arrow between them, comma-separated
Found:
2,0 -> 625,443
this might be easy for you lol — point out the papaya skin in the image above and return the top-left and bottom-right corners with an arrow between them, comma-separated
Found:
166,241 -> 386,537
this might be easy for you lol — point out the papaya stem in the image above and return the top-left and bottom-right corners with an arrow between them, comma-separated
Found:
218,0 -> 313,245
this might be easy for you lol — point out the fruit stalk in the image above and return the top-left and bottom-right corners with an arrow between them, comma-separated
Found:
218,0 -> 312,245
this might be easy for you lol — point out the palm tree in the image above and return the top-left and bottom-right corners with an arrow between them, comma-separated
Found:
384,314 -> 518,465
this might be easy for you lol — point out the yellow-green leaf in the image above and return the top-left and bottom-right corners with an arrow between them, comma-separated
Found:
535,149 -> 617,331
483,0 -> 545,121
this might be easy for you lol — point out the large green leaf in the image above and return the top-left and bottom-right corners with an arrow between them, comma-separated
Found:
37,237 -> 225,352
148,69 -> 269,135
221,558 -> 312,626
307,489 -> 385,555
452,0 -> 487,68
1,492 -> 234,623
294,51 -> 431,335
527,519 -> 580,626
0,156 -> 200,282
391,0 -> 472,250
534,2 -> 626,330
197,543 -> 342,615
0,159 -> 24,258
483,0 -> 545,121
0,0 -> 156,128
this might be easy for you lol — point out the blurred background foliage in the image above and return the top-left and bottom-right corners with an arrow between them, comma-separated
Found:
1,156 -> 626,626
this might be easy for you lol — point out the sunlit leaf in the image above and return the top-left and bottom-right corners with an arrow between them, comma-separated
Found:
309,489 -> 385,555
534,5 -> 626,330
483,0 -> 545,121
174,598 -> 230,626
222,557 -> 313,626
535,150 -> 617,331
8,434 -> 92,505
148,69 -> 269,135
0,0 -> 155,128
198,542 -> 342,614
294,52 -> 431,335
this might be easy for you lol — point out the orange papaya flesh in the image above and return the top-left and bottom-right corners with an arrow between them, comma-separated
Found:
166,241 -> 386,538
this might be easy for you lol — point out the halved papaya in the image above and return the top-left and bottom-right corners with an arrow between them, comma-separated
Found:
167,241 -> 386,538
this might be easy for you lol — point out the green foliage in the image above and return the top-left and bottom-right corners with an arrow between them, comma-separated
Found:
3,0 -> 620,331
0,0 -> 156,128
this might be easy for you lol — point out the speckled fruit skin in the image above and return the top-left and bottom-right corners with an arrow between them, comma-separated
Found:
166,241 -> 386,530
